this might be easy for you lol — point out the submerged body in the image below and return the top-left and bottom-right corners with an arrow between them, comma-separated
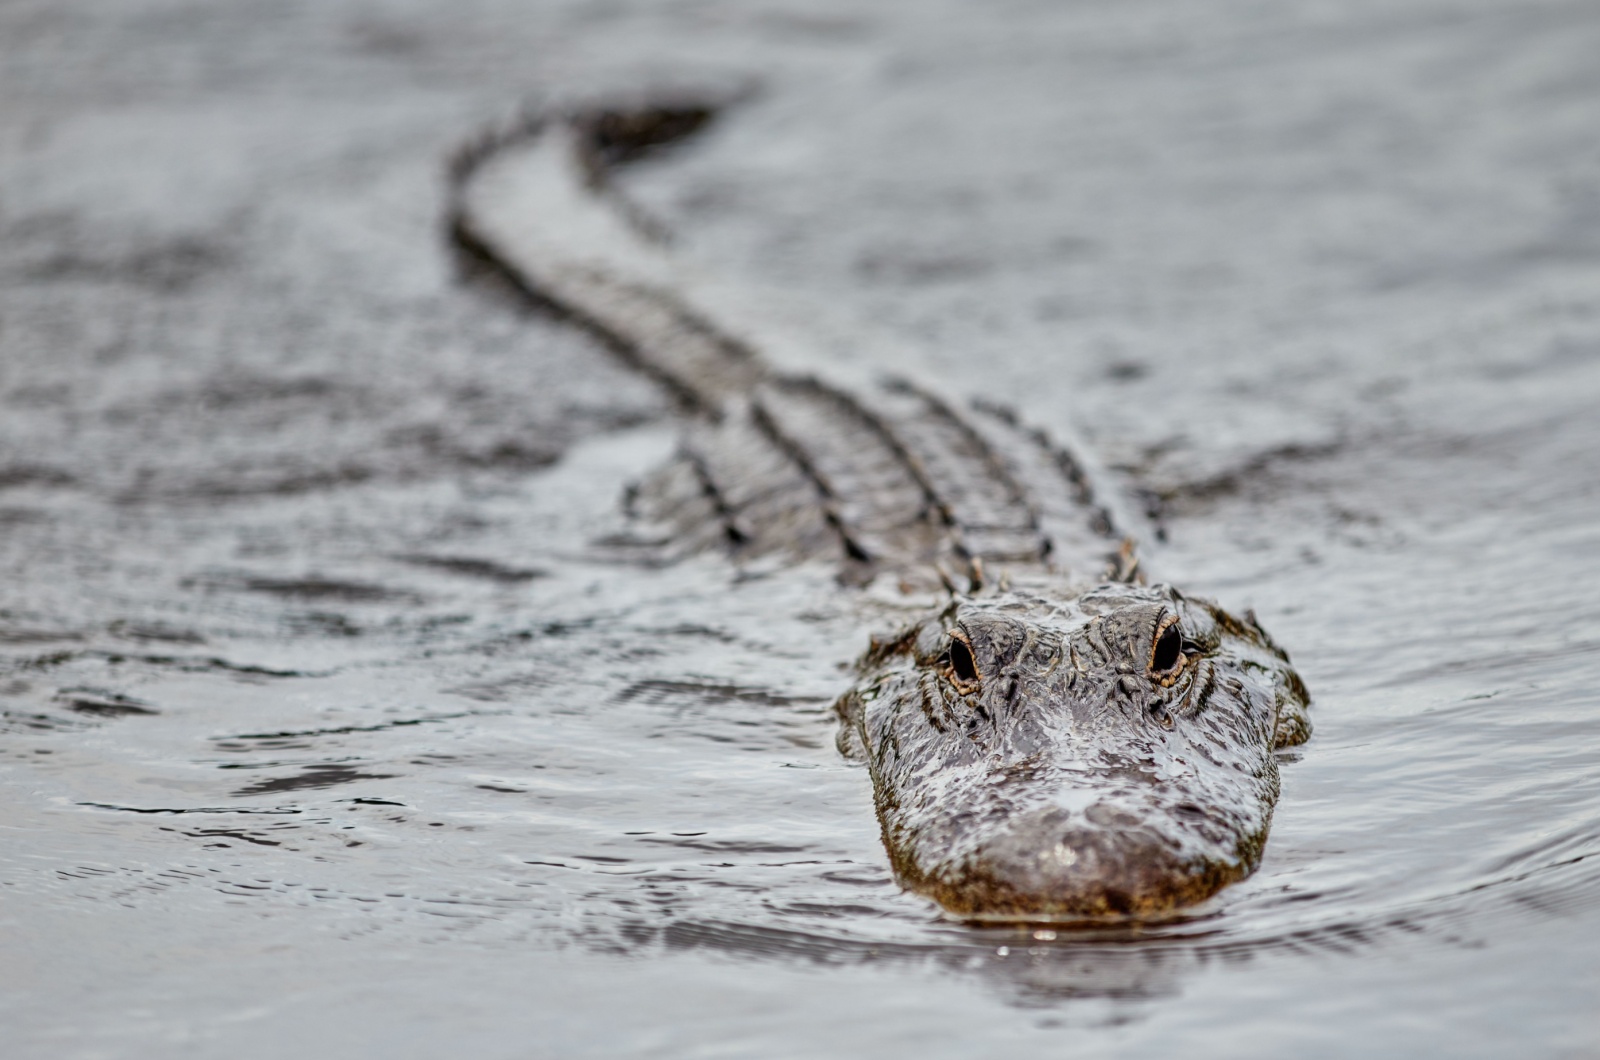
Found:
453,103 -> 1311,921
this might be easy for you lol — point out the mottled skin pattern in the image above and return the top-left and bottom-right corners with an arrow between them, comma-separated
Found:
452,102 -> 1314,924
835,584 -> 1311,920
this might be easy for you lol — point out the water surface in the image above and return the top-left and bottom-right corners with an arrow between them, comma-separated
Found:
3,1 -> 1599,1055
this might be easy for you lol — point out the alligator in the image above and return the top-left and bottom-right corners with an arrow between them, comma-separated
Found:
449,101 -> 1311,922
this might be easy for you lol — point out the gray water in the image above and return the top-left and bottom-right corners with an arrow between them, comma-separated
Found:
3,1 -> 1599,1056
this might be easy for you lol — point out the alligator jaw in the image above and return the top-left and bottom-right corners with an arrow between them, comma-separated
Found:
892,793 -> 1272,924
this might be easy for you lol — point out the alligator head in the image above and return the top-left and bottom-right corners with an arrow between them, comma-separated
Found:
835,583 -> 1311,921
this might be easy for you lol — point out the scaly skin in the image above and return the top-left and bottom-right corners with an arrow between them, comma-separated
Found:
835,584 -> 1310,921
451,100 -> 1314,924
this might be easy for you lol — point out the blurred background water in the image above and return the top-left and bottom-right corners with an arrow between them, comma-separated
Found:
2,1 -> 1598,1055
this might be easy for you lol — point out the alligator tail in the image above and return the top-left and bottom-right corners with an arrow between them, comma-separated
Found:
447,102 -> 764,416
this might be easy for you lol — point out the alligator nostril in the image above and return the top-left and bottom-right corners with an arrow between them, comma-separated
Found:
1148,702 -> 1175,730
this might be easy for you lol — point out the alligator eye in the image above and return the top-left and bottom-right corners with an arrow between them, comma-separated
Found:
1150,620 -> 1183,676
946,631 -> 981,693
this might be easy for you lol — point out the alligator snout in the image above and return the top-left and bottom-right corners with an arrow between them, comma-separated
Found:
926,804 -> 1250,921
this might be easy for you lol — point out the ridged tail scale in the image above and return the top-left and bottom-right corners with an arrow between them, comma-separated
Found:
451,105 -> 1135,590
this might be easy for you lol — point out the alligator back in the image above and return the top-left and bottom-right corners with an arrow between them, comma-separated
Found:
454,108 -> 1136,591
451,104 -> 1311,923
